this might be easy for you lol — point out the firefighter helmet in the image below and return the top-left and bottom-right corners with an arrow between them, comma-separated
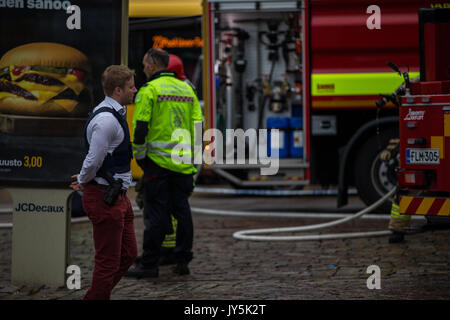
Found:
168,54 -> 187,81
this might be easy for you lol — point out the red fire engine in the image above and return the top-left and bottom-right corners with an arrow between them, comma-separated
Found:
201,0 -> 440,212
397,8 -> 450,218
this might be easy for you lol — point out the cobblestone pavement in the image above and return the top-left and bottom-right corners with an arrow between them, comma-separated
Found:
0,189 -> 449,300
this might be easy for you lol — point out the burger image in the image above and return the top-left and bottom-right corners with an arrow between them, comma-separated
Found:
0,42 -> 92,117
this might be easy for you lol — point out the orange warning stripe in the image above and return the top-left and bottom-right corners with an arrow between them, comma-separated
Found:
399,196 -> 450,216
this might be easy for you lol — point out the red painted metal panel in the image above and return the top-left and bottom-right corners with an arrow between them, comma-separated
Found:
303,1 -> 311,173
310,0 -> 431,74
312,94 -> 392,109
399,104 -> 442,168
424,22 -> 450,81
399,93 -> 450,192
207,2 -> 215,131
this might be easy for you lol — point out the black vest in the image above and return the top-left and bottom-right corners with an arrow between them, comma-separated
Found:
84,106 -> 133,177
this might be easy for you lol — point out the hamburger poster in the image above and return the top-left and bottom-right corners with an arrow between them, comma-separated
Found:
0,0 -> 126,185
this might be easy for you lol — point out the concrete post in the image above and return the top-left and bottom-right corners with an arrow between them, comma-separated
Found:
9,188 -> 72,287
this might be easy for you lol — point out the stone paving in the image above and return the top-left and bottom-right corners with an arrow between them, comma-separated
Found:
0,189 -> 449,300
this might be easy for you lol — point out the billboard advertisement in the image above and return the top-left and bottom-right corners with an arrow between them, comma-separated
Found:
0,0 -> 126,186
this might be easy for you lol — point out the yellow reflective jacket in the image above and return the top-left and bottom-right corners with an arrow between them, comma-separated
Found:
132,70 -> 203,174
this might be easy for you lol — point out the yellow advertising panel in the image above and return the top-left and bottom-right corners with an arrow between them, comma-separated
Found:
126,104 -> 144,179
129,0 -> 202,17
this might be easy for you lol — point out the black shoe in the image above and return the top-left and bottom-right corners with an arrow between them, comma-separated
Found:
159,254 -> 176,266
388,231 -> 405,244
136,254 -> 175,266
134,255 -> 142,265
125,264 -> 159,279
173,263 -> 190,275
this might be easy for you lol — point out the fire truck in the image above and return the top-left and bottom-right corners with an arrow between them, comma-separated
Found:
396,8 -> 450,219
201,0 -> 442,211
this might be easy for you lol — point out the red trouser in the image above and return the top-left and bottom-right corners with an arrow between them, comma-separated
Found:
82,184 -> 137,300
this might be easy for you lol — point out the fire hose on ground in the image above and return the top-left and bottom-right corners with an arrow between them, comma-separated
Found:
191,187 -> 399,241
2,186 -> 422,240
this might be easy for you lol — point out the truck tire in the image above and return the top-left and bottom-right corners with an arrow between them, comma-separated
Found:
353,128 -> 398,213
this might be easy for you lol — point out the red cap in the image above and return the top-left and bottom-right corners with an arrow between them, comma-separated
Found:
168,54 -> 186,81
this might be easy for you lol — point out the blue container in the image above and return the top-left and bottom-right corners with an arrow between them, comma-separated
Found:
267,117 -> 289,158
289,117 -> 303,158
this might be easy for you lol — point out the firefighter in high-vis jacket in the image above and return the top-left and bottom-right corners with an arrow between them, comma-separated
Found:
380,138 -> 411,243
388,192 -> 411,243
126,48 -> 203,278
134,53 -> 198,266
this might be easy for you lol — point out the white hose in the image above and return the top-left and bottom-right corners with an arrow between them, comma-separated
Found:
191,208 -> 396,220
1,187 -> 399,241
189,187 -> 397,241
231,187 -> 396,241
193,187 -> 358,197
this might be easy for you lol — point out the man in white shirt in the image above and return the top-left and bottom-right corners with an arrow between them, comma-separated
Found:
70,65 -> 138,300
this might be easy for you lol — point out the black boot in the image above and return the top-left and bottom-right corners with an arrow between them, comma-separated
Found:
173,262 -> 190,275
134,255 -> 142,265
159,252 -> 176,266
125,263 -> 159,279
388,230 -> 405,243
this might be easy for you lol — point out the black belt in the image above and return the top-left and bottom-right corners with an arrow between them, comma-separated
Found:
89,181 -> 127,194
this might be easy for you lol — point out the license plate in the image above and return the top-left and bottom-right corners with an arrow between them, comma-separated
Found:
406,148 -> 440,164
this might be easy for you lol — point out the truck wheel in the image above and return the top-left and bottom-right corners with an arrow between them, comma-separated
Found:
353,129 -> 398,213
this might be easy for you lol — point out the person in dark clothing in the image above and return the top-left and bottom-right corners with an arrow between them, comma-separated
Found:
126,49 -> 202,278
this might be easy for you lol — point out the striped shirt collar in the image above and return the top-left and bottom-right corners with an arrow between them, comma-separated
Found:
103,96 -> 126,116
